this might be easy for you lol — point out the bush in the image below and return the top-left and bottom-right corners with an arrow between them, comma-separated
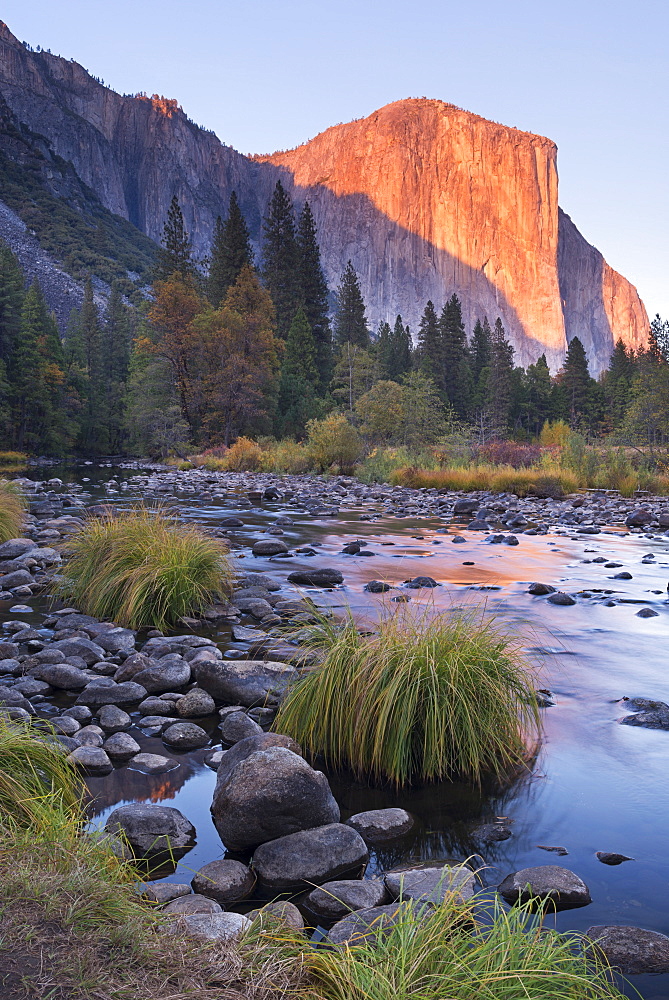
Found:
223,436 -> 263,471
478,440 -> 542,468
260,439 -> 312,474
0,451 -> 28,466
310,892 -> 626,1000
274,606 -> 541,786
56,506 -> 233,630
306,413 -> 363,473
540,419 -> 570,447
0,479 -> 24,543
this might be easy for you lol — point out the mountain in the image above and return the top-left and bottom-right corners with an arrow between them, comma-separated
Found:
0,21 -> 648,372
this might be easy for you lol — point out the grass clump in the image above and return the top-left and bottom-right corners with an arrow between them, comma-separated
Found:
309,894 -> 629,1000
390,463 -> 580,498
56,505 -> 233,630
274,606 -> 541,787
0,450 -> 28,466
0,479 -> 25,544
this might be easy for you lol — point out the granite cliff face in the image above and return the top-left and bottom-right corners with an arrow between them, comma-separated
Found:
0,22 -> 647,372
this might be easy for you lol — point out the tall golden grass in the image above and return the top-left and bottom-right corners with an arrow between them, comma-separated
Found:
274,606 -> 541,787
0,478 -> 25,543
56,506 -> 233,630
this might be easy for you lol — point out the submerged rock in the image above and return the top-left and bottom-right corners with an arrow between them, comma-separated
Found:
105,803 -> 195,856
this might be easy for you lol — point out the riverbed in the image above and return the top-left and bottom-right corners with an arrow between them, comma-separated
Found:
5,462 -> 669,999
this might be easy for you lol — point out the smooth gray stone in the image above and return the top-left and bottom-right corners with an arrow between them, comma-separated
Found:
385,864 -> 476,904
305,879 -> 389,922
252,823 -> 368,891
346,808 -> 414,843
191,859 -> 255,903
497,865 -> 591,909
584,925 -> 669,974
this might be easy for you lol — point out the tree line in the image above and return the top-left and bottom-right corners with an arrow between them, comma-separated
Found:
0,183 -> 667,456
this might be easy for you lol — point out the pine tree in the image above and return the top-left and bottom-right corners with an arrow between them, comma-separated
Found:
489,317 -> 515,434
155,195 -> 195,282
440,294 -> 471,417
99,283 -> 132,451
297,201 -> 332,386
277,306 -> 320,436
417,300 -> 442,384
558,336 -> 592,426
470,317 -> 492,415
261,181 -> 301,338
376,321 -> 393,379
334,260 -> 369,347
0,242 -> 24,367
524,353 -> 554,435
602,340 -> 635,429
207,192 -> 253,306
390,314 -> 412,379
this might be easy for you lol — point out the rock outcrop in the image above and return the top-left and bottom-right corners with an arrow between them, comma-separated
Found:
0,21 -> 647,372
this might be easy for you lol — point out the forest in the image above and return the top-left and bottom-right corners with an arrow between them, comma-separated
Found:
0,180 -> 667,467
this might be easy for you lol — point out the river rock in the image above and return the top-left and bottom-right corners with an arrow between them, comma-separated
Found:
0,569 -> 33,589
191,859 -> 256,903
287,568 -> 343,587
104,732 -> 141,760
175,687 -> 216,717
364,580 -> 392,593
129,753 -> 177,774
328,901 -> 429,946
0,538 -> 37,559
453,499 -> 479,515
252,823 -> 369,891
76,681 -> 147,707
220,710 -> 263,744
596,852 -> 633,865
168,911 -> 251,941
138,696 -> 177,716
113,651 -> 155,683
625,509 -> 653,527
194,658 -> 297,706
98,705 -> 131,732
497,865 -> 591,909
33,663 -> 89,690
247,901 -> 304,930
213,732 -> 300,786
49,637 -> 106,664
162,722 -> 209,750
385,864 -> 476,904
346,808 -> 414,843
637,607 -> 659,618
67,746 -> 113,775
584,925 -> 669,974
212,746 -> 339,851
546,592 -> 576,606
404,576 -> 438,589
528,582 -> 556,596
252,539 -> 289,556
143,882 -> 191,904
73,725 -> 104,747
132,653 -> 191,693
105,803 -> 195,855
305,879 -> 389,922
93,627 -> 136,654
52,715 -> 81,736
163,894 -> 221,915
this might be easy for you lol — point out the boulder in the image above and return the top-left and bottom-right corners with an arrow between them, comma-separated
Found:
247,901 -> 304,931
76,681 -> 147,707
32,662 -> 90,690
0,569 -> 33,589
194,658 -> 297,707
252,539 -> 289,556
625,508 -> 653,527
132,653 -> 191,693
191,859 -> 256,903
328,901 -> 429,945
105,803 -> 195,855
584,925 -> 669,974
404,576 -> 438,589
453,499 -> 479,515
167,911 -> 251,940
49,637 -> 106,665
98,705 -> 131,732
546,592 -> 576,606
213,732 -> 300,787
287,568 -> 343,587
128,753 -> 178,774
93,627 -> 136,654
346,808 -> 414,843
364,580 -> 392,593
0,538 -> 37,560
385,864 -> 476,904
104,732 -> 141,761
162,722 -> 210,750
212,746 -> 339,851
143,883 -> 191,905
220,710 -> 263,744
305,879 -> 389,922
175,688 -> 216,718
252,823 -> 369,891
67,746 -> 113,776
497,865 -> 591,909
528,582 -> 556,596
113,651 -> 155,683
163,894 -> 221,915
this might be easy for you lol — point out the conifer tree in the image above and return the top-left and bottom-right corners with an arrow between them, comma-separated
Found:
277,306 -> 320,436
559,336 -> 592,426
0,243 -> 24,366
470,317 -> 492,415
297,201 -> 332,386
155,195 -> 195,282
261,180 -> 301,338
524,353 -> 554,435
602,340 -> 635,429
440,294 -> 471,417
390,314 -> 413,379
334,261 -> 369,348
489,317 -> 515,434
376,321 -> 393,379
417,301 -> 442,383
99,284 -> 132,451
208,192 -> 253,306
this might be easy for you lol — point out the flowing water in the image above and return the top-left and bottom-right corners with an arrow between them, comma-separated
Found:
8,463 -> 669,999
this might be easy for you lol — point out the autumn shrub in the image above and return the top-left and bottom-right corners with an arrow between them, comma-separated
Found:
275,605 -> 540,787
306,413 -> 363,473
223,436 -> 263,472
55,506 -> 233,630
540,419 -> 570,447
260,439 -> 312,474
0,451 -> 28,466
0,479 -> 25,543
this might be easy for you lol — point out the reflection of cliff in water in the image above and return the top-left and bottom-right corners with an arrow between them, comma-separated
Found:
84,753 -> 199,818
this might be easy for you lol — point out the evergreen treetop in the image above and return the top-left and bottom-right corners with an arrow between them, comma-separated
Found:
334,260 -> 369,348
155,195 -> 195,282
297,201 -> 332,385
208,192 -> 254,307
261,180 -> 301,338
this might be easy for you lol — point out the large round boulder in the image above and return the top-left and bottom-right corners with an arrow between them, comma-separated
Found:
76,681 -> 147,707
497,865 -> 591,909
328,901 -> 428,946
162,722 -> 210,750
304,879 -> 389,922
132,653 -> 191,693
251,823 -> 368,891
166,911 -> 251,941
212,746 -> 339,851
191,859 -> 255,903
104,803 -> 195,857
584,925 -> 669,974
346,808 -> 414,843
194,658 -> 297,707
385,864 -> 476,904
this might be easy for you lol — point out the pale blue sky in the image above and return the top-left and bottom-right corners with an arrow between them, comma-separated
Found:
2,0 -> 667,319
